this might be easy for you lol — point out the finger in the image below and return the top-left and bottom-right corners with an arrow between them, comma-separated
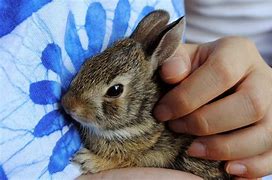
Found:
160,44 -> 193,84
226,149 -> 272,178
186,123 -> 272,160
226,107 -> 272,178
77,168 -> 202,180
169,71 -> 271,135
168,91 -> 261,135
235,178 -> 261,180
154,43 -> 252,121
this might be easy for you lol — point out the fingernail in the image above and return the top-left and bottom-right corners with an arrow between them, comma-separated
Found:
154,104 -> 172,121
162,56 -> 188,79
187,142 -> 206,157
226,163 -> 247,175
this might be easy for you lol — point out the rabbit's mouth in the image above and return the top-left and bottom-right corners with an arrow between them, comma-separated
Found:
68,112 -> 101,130
70,113 -> 90,124
70,113 -> 81,121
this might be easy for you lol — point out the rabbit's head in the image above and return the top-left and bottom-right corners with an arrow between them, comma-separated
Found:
61,10 -> 185,133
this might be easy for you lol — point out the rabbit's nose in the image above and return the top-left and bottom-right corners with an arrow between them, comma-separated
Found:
61,93 -> 82,115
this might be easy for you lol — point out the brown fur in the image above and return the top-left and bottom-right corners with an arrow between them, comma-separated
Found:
61,10 -> 232,180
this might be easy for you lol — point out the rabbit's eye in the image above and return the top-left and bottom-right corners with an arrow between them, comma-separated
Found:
105,84 -> 124,98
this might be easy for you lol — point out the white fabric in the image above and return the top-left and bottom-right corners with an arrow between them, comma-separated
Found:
185,0 -> 272,65
0,0 -> 184,179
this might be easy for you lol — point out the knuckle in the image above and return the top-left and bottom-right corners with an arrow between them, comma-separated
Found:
265,122 -> 272,136
218,142 -> 232,160
176,89 -> 196,113
207,138 -> 232,160
245,90 -> 266,120
225,36 -> 256,49
246,162 -> 267,178
208,59 -> 237,86
192,111 -> 211,136
218,67 -> 236,84
263,126 -> 272,149
238,37 -> 257,50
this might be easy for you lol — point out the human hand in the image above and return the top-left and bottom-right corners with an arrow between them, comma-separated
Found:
154,37 -> 272,178
77,168 -> 202,180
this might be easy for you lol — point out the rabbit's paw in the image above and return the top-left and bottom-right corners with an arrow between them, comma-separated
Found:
73,148 -> 101,174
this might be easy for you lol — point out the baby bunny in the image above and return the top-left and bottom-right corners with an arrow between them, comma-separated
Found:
61,10 -> 231,180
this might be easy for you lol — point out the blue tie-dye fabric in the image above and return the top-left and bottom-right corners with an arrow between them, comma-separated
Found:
0,0 -> 184,179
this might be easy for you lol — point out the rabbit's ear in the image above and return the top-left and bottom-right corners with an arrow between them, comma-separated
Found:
130,10 -> 170,52
150,16 -> 185,72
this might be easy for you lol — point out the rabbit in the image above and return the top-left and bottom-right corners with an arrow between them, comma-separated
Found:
61,10 -> 232,180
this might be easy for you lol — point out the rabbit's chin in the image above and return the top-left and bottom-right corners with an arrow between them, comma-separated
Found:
71,114 -> 98,128
81,120 -> 157,141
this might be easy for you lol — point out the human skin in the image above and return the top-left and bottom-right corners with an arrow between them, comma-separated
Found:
77,168 -> 202,180
154,36 -> 272,178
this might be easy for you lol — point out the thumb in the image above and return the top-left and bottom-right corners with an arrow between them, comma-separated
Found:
160,43 -> 198,84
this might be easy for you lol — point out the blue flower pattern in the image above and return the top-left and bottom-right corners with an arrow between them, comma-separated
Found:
0,0 -> 184,179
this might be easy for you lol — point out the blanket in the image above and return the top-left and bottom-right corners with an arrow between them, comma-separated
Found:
0,0 -> 184,179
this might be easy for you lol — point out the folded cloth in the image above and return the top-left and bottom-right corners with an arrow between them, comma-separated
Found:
0,0 -> 183,179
